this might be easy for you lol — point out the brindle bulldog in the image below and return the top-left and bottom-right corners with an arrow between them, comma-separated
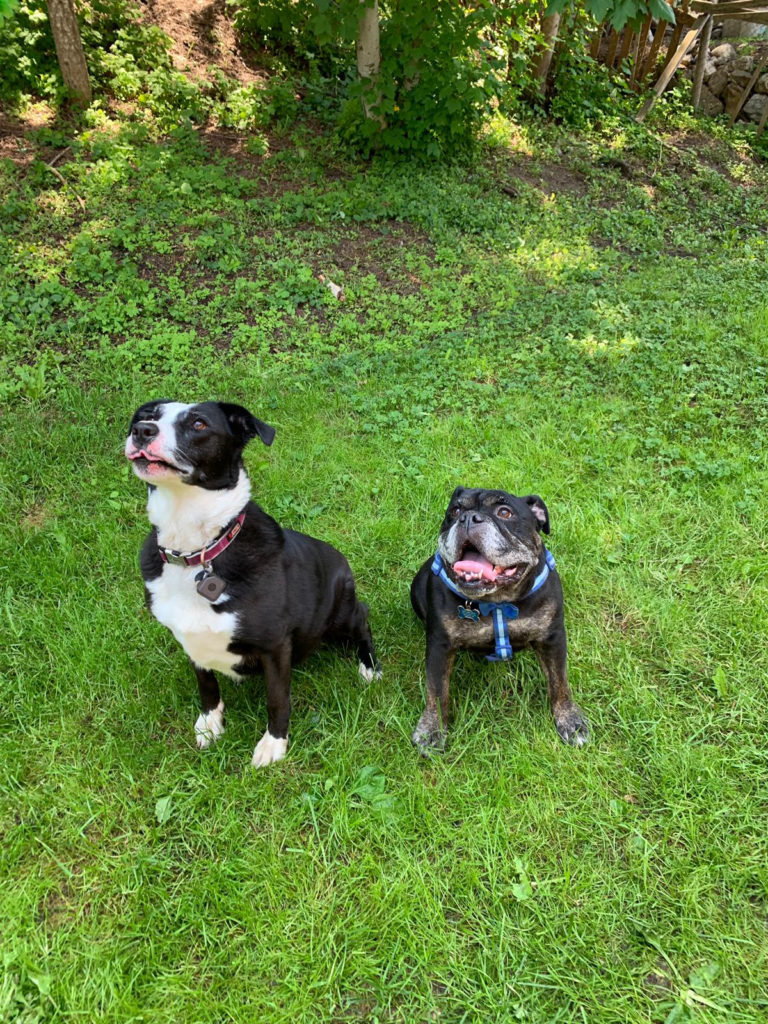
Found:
410,487 -> 589,754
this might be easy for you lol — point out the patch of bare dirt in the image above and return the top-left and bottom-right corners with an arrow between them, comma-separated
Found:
0,107 -> 55,168
322,223 -> 434,294
507,159 -> 589,198
140,0 -> 267,85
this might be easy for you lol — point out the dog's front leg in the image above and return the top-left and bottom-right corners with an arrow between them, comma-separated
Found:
252,642 -> 291,767
412,635 -> 455,755
533,631 -> 589,747
193,664 -> 225,749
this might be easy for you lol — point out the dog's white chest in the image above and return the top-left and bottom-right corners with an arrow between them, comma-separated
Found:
147,566 -> 242,677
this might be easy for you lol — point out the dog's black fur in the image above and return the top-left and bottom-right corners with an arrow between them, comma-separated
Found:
410,487 -> 588,753
126,400 -> 378,765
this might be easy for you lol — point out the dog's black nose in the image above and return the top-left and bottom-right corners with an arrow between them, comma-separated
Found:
132,421 -> 159,445
460,511 -> 485,526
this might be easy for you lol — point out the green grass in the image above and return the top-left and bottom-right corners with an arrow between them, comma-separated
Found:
2,107 -> 768,1022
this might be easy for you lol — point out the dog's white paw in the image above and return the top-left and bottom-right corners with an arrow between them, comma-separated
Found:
251,731 -> 288,768
195,701 -> 225,749
358,662 -> 382,683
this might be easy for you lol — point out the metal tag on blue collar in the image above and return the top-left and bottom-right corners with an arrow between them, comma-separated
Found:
458,605 -> 480,622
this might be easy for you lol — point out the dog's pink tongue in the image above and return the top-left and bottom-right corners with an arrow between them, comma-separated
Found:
453,555 -> 497,581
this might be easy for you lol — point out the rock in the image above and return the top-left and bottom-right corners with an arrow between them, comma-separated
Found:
729,68 -> 753,89
706,68 -> 729,97
721,19 -> 767,39
711,42 -> 737,64
703,58 -> 717,78
756,73 -> 768,94
742,93 -> 768,122
695,84 -> 725,117
731,54 -> 755,72
724,81 -> 746,116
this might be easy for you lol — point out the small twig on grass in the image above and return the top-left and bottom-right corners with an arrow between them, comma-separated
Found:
47,146 -> 71,168
45,162 -> 86,214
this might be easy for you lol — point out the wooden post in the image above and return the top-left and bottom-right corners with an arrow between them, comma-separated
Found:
728,49 -> 768,124
636,15 -> 709,121
756,94 -> 768,136
691,11 -> 714,108
638,12 -> 672,82
616,27 -> 635,70
605,28 -> 620,67
590,25 -> 603,60
630,14 -> 653,87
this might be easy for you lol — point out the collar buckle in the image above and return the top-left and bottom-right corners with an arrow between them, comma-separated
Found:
162,550 -> 189,567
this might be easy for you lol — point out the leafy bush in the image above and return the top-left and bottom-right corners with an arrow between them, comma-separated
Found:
0,0 -> 153,104
231,0 -> 503,158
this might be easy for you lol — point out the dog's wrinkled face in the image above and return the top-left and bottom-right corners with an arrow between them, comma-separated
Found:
125,400 -> 275,490
437,487 -> 550,600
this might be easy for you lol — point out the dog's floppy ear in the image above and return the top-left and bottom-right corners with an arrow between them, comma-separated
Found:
220,403 -> 276,447
523,495 -> 550,534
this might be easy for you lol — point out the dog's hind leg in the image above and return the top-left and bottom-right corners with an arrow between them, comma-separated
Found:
193,664 -> 225,749
353,602 -> 381,683
330,576 -> 381,682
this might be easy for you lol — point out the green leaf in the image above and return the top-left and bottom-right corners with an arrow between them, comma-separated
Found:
350,766 -> 397,814
648,0 -> 676,23
664,1004 -> 687,1024
586,0 -> 615,23
689,962 -> 720,991
608,0 -> 641,30
713,666 -> 729,699
511,878 -> 533,901
511,857 -> 534,901
0,0 -> 19,22
155,795 -> 174,824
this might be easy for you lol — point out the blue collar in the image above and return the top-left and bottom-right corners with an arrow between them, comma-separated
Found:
431,548 -> 556,662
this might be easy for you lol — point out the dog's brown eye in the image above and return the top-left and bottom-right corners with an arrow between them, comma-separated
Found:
192,420 -> 207,431
449,506 -> 460,518
497,506 -> 513,519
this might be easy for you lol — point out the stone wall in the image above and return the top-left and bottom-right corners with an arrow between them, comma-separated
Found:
682,41 -> 768,122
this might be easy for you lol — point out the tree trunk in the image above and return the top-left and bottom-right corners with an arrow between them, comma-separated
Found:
356,0 -> 384,123
47,0 -> 91,105
531,11 -> 561,97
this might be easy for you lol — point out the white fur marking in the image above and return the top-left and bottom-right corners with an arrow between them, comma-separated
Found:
251,731 -> 288,768
195,700 -> 225,748
358,662 -> 382,683
147,566 -> 242,677
147,468 -> 251,553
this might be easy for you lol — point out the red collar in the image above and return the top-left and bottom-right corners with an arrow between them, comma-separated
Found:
158,512 -> 246,567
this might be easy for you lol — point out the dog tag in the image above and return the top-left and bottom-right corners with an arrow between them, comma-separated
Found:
196,572 -> 226,602
458,605 -> 480,622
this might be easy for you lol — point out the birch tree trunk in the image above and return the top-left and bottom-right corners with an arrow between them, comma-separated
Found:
356,0 -> 384,123
531,11 -> 561,97
47,0 -> 91,105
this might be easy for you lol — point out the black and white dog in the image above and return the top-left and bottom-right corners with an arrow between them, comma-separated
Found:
125,400 -> 379,767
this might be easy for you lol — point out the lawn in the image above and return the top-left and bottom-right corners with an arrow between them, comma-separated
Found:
1,108 -> 768,1022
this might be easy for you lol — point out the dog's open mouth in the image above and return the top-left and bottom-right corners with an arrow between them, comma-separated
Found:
128,451 -> 180,474
450,546 -> 521,585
